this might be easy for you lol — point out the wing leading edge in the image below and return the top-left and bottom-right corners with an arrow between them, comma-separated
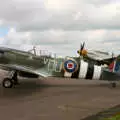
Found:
0,63 -> 53,78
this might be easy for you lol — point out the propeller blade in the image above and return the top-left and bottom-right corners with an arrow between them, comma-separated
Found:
80,42 -> 85,55
80,43 -> 82,55
83,42 -> 85,49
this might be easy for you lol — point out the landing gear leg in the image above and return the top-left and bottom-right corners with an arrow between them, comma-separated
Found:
12,71 -> 19,85
2,71 -> 19,88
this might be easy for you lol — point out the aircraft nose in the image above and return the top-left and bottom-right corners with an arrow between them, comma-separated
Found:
81,49 -> 88,56
77,49 -> 88,56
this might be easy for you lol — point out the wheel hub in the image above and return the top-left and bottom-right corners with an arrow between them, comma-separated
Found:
4,81 -> 11,87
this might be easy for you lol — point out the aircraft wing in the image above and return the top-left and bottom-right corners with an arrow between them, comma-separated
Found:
87,51 -> 112,60
0,63 -> 53,78
84,50 -> 116,64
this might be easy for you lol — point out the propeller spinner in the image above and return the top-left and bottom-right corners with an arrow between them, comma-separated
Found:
77,42 -> 87,56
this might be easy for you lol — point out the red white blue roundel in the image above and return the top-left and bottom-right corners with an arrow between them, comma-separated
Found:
63,59 -> 78,73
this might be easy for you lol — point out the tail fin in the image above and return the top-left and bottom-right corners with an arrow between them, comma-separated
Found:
108,56 -> 120,73
108,60 -> 115,72
114,57 -> 120,73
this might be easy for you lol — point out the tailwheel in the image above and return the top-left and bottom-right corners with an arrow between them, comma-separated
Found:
2,78 -> 13,88
111,82 -> 116,88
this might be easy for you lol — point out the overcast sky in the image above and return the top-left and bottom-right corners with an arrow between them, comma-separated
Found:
0,0 -> 120,57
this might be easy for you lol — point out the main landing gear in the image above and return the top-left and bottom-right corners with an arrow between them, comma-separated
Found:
2,71 -> 19,88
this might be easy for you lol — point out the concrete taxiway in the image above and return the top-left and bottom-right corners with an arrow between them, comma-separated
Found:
0,70 -> 120,120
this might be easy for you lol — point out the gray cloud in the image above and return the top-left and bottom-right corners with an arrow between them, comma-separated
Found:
84,0 -> 111,6
3,28 -> 120,56
0,0 -> 120,56
100,30 -> 120,43
0,0 -> 119,31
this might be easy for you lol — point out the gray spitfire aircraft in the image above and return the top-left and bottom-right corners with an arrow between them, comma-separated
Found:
0,45 -> 120,88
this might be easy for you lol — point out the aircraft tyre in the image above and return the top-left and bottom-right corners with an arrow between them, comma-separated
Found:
2,78 -> 13,88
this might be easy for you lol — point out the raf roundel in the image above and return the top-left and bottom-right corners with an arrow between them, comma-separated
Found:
63,59 -> 78,73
